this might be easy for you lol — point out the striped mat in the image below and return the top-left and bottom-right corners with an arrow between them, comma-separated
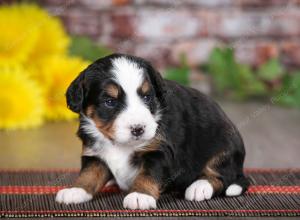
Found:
0,169 -> 299,218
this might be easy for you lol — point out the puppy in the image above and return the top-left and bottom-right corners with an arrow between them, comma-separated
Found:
56,54 -> 249,209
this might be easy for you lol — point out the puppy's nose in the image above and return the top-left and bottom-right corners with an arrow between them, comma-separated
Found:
131,125 -> 145,137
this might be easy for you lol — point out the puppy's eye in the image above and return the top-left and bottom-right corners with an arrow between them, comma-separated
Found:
142,94 -> 151,103
104,99 -> 117,108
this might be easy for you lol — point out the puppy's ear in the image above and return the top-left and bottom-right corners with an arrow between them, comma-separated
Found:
147,64 -> 166,105
66,71 -> 86,113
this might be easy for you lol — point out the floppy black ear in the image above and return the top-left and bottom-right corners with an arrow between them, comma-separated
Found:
66,71 -> 85,113
147,64 -> 167,105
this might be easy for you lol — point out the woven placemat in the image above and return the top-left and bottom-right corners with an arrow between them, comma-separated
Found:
0,169 -> 299,218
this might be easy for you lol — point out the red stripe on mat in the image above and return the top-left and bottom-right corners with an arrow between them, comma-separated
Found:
0,209 -> 300,214
0,185 -> 119,194
0,185 -> 299,194
0,168 -> 299,173
247,185 -> 300,194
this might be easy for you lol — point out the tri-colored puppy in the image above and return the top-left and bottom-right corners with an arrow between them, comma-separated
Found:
56,54 -> 249,209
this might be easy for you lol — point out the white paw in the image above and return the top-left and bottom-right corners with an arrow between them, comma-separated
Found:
55,187 -> 92,204
185,179 -> 213,201
123,192 -> 157,210
225,184 -> 243,197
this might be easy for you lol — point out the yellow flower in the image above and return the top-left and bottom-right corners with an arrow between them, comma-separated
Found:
0,4 -> 39,65
0,66 -> 44,130
23,4 -> 70,62
0,4 -> 70,66
35,55 -> 90,120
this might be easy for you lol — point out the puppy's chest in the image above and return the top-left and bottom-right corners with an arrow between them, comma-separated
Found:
96,145 -> 138,191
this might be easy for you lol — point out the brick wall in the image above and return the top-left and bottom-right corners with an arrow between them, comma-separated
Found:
41,0 -> 300,68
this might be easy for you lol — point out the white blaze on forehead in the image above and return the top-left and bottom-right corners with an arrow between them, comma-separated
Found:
111,57 -> 144,93
110,56 -> 158,145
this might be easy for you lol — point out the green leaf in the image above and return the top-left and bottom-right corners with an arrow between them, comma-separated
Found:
275,72 -> 300,107
164,54 -> 190,86
206,48 -> 235,92
204,46 -> 300,107
257,58 -> 284,81
164,66 -> 190,86
69,36 -> 112,61
204,46 -> 269,100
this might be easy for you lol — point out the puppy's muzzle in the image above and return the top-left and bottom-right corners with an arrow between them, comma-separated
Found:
130,124 -> 145,138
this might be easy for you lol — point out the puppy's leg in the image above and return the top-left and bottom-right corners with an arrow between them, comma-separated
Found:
225,173 -> 249,197
185,152 -> 225,202
123,171 -> 160,210
185,148 -> 249,201
56,156 -> 111,204
185,176 -> 223,202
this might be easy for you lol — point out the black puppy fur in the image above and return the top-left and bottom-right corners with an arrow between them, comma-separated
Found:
66,53 -> 249,202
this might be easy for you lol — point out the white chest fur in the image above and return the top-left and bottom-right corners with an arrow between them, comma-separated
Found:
81,116 -> 139,191
100,145 -> 138,190
83,142 -> 138,191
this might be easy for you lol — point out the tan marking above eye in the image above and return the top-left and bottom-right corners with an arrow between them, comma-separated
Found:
105,84 -> 119,98
140,80 -> 150,94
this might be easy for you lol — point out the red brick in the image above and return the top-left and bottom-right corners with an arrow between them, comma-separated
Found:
135,9 -> 200,41
39,0 -> 72,6
62,8 -> 102,39
237,0 -> 300,8
133,0 -> 233,7
234,40 -> 257,65
133,0 -> 184,7
113,0 -> 131,6
234,41 -> 279,66
105,39 -> 136,55
255,42 -> 279,66
110,12 -> 135,39
281,41 -> 300,67
134,42 -> 172,68
184,0 -> 233,8
193,10 -> 221,37
78,0 -> 113,10
171,39 -> 218,67
39,0 -> 300,68
213,9 -> 300,39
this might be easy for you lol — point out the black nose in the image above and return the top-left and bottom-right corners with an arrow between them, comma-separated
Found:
131,125 -> 145,137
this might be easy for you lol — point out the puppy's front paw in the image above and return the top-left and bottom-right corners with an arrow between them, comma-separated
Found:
55,187 -> 92,204
123,192 -> 156,210
185,179 -> 213,201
